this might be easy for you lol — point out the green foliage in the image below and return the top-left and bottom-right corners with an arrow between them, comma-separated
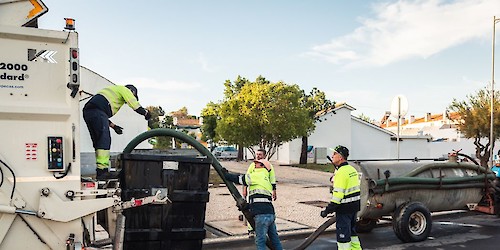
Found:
303,87 -> 335,123
299,88 -> 335,164
146,106 -> 165,129
358,113 -> 376,124
145,106 -> 174,149
216,76 -> 313,158
448,87 -> 500,166
201,102 -> 219,143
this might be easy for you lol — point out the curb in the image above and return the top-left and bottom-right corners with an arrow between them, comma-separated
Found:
202,227 -> 337,249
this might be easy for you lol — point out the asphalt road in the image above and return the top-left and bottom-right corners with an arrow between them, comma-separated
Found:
204,211 -> 500,250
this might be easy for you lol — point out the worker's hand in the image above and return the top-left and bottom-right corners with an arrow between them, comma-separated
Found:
272,190 -> 277,201
113,125 -> 123,135
144,110 -> 151,120
320,210 -> 328,218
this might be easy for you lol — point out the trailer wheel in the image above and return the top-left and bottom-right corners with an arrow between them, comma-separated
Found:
356,218 -> 376,233
392,202 -> 432,242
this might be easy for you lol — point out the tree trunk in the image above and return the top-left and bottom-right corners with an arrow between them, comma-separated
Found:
237,144 -> 243,162
300,136 -> 308,164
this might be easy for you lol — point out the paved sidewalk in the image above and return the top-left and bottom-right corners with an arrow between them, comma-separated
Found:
204,160 -> 336,245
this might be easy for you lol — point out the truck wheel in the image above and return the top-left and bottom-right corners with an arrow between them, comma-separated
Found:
392,202 -> 432,242
356,218 -> 376,233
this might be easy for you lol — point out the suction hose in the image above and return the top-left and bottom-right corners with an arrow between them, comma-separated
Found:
123,129 -> 274,249
292,216 -> 336,250
370,162 -> 495,194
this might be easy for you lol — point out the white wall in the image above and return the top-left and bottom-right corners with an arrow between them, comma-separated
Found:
276,105 -> 430,164
309,108 -> 352,149
351,118 -> 393,160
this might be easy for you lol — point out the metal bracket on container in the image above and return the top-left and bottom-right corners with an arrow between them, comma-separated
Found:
115,188 -> 169,211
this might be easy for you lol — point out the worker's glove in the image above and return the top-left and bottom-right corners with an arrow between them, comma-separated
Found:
144,111 -> 151,120
113,125 -> 123,135
320,210 -> 329,218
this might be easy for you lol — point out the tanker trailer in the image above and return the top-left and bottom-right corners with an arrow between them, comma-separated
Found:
350,158 -> 494,243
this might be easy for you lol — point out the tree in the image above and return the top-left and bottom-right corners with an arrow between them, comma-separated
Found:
145,106 -> 174,149
171,106 -> 189,118
299,88 -> 336,164
448,87 -> 500,167
146,106 -> 165,129
217,76 -> 313,159
201,102 -> 219,150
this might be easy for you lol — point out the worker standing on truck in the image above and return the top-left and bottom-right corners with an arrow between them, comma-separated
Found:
320,145 -> 362,250
223,150 -> 282,250
83,84 -> 151,180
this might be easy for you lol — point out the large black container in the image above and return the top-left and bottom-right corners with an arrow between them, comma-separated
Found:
120,153 -> 211,250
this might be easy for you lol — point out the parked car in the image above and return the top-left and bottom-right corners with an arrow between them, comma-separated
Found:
213,146 -> 238,160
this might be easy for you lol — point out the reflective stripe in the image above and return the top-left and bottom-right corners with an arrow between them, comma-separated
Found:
337,242 -> 351,250
334,185 -> 360,194
251,198 -> 271,203
95,149 -> 110,169
331,196 -> 342,203
238,175 -> 244,185
249,189 -> 272,196
346,186 -> 360,193
246,174 -> 252,185
341,195 -> 360,203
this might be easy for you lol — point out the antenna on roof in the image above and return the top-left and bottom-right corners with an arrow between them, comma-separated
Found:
390,95 -> 409,161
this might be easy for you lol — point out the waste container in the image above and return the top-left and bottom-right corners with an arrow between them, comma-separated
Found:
120,153 -> 211,250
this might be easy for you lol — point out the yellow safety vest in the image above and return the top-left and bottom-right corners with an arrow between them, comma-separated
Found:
331,164 -> 361,205
245,162 -> 276,197
98,85 -> 141,116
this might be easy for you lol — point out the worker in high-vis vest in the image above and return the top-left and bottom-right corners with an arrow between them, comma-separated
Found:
321,145 -> 362,250
223,150 -> 283,250
83,84 -> 150,180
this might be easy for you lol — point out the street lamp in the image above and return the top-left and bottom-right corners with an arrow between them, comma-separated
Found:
490,16 -> 500,167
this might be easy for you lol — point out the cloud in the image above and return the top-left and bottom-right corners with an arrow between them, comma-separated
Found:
196,52 -> 216,72
123,77 -> 201,91
307,0 -> 500,67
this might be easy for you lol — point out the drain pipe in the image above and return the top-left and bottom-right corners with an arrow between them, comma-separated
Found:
123,128 -> 274,249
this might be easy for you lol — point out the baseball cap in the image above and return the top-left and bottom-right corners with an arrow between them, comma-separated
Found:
331,145 -> 349,160
125,84 -> 139,100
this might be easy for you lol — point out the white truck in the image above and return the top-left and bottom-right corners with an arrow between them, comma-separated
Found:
0,1 -> 165,249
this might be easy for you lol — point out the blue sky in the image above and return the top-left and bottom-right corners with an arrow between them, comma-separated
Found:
40,0 -> 499,121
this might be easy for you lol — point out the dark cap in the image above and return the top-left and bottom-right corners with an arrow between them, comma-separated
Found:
125,84 -> 138,100
333,145 -> 349,160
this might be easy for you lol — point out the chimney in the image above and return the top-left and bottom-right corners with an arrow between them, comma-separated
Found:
425,113 -> 431,122
381,111 -> 391,125
409,115 -> 415,124
442,110 -> 448,123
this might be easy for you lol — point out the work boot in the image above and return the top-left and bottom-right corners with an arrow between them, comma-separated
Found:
96,168 -> 120,180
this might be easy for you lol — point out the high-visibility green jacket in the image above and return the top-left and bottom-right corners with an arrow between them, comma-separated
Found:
98,85 -> 141,116
329,161 -> 361,213
245,162 -> 276,197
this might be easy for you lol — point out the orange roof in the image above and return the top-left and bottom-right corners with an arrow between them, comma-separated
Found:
176,118 -> 200,126
380,111 -> 460,128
